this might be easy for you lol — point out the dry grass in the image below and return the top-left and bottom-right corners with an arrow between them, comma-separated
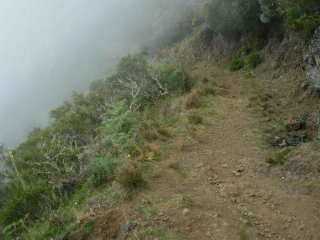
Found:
188,113 -> 203,125
185,89 -> 202,109
117,162 -> 146,191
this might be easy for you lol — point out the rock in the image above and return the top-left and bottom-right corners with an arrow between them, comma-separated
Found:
304,26 -> 320,94
286,132 -> 308,146
270,136 -> 287,148
286,117 -> 307,132
222,163 -> 228,168
232,171 -> 242,177
299,223 -> 305,231
196,163 -> 204,169
232,166 -> 245,176
120,222 -> 137,234
237,166 -> 245,173
182,208 -> 190,216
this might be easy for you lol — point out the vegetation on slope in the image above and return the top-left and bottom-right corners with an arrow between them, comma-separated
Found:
0,53 -> 192,239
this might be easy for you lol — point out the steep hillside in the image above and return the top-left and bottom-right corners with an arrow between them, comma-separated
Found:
1,0 -> 320,239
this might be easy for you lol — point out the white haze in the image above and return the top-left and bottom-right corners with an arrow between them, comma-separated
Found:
0,0 -> 197,147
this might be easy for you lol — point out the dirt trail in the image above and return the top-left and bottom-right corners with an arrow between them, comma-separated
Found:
129,63 -> 320,240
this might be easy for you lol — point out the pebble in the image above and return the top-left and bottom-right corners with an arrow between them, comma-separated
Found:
232,171 -> 242,177
196,163 -> 204,168
183,208 -> 190,216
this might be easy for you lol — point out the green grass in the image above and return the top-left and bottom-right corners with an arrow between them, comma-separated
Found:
266,148 -> 292,166
230,50 -> 262,71
88,157 -> 118,187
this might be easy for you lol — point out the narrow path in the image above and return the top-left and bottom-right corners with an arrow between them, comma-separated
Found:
130,63 -> 320,240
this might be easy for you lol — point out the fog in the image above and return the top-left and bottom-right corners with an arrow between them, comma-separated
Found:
0,0 -> 197,147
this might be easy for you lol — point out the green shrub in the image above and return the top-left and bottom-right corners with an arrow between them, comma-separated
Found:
266,148 -> 291,165
104,101 -> 141,156
14,128 -> 82,185
230,49 -> 262,71
107,55 -> 192,109
117,163 -> 146,191
230,57 -> 245,71
106,54 -> 161,108
50,90 -> 109,141
289,14 -> 320,38
88,157 -> 118,187
185,90 -> 202,109
157,64 -> 193,94
205,0 -> 261,37
245,51 -> 263,69
280,0 -> 320,38
0,182 -> 56,238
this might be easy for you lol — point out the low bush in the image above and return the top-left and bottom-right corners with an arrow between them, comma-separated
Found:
200,86 -> 216,96
188,113 -> 204,125
205,0 -> 262,37
22,210 -> 76,240
279,0 -> 320,38
230,57 -> 245,71
185,90 -> 202,109
104,101 -> 141,157
88,157 -> 118,187
230,49 -> 263,71
0,182 -> 56,238
106,55 -> 192,109
245,51 -> 263,69
117,162 -> 146,192
157,64 -> 193,94
266,148 -> 291,165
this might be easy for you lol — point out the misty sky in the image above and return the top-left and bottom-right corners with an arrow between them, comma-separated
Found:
0,0 -> 160,146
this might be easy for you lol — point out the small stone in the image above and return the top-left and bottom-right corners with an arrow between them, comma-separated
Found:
120,222 -> 137,234
299,224 -> 305,231
237,166 -> 245,173
183,208 -> 190,216
232,171 -> 242,177
196,163 -> 204,168
208,177 -> 214,182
